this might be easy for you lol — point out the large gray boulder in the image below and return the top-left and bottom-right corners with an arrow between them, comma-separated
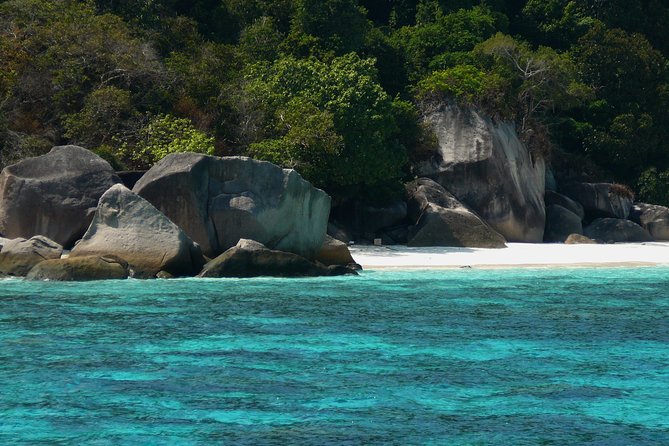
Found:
560,183 -> 633,220
416,103 -> 545,242
133,154 -> 330,259
26,255 -> 129,281
406,178 -> 506,248
71,184 -> 204,278
0,236 -> 63,276
584,218 -> 653,243
629,203 -> 669,241
198,239 -> 357,278
544,205 -> 583,243
544,190 -> 584,220
0,145 -> 121,247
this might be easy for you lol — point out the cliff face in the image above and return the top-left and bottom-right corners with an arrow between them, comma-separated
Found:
416,104 -> 546,242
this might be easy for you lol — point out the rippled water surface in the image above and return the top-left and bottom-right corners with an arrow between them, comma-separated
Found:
1,268 -> 669,445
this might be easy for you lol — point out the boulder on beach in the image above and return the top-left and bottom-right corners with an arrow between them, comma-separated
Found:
71,184 -> 204,278
133,153 -> 330,259
544,190 -> 584,220
560,183 -> 633,220
564,234 -> 599,244
544,205 -> 583,243
629,203 -> 669,241
406,178 -> 507,248
416,103 -> 545,242
584,218 -> 653,243
0,145 -> 121,247
198,239 -> 357,278
315,235 -> 356,266
0,236 -> 63,276
26,255 -> 129,281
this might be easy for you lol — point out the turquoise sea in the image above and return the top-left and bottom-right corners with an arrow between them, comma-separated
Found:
1,267 -> 669,445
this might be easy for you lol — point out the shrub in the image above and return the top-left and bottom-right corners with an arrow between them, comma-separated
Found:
119,114 -> 215,169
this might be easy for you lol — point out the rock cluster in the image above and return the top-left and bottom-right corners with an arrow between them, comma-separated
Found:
0,148 -> 353,280
1,104 -> 665,281
416,103 -> 546,243
133,154 -> 330,259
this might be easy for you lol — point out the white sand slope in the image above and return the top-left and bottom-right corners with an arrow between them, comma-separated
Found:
349,242 -> 669,269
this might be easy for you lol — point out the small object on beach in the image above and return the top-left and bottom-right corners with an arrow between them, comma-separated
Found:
374,238 -> 382,246
460,265 -> 472,269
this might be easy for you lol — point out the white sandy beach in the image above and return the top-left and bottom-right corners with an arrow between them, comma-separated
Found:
349,242 -> 669,269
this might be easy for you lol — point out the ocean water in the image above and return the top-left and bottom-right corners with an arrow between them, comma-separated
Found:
1,267 -> 669,445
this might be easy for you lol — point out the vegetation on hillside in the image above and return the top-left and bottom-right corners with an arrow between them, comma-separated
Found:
1,0 -> 668,205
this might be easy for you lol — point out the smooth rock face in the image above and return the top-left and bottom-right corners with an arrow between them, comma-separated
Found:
584,218 -> 653,243
544,205 -> 583,243
0,145 -> 121,247
315,235 -> 356,266
560,183 -> 633,220
630,203 -> 669,241
565,234 -> 599,244
0,236 -> 63,276
26,255 -> 128,281
133,154 -> 330,259
544,190 -> 585,220
406,178 -> 507,248
416,103 -> 545,242
71,184 -> 204,278
198,239 -> 356,278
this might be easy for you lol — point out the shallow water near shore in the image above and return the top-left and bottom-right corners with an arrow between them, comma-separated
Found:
1,267 -> 669,445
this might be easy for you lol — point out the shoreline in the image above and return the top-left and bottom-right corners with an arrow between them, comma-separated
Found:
349,242 -> 669,270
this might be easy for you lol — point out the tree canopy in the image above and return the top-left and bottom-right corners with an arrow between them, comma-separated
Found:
1,0 -> 669,204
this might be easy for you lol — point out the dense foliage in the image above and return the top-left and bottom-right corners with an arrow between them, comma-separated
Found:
1,0 -> 668,204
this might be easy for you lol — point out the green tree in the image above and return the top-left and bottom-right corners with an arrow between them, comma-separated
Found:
119,114 -> 215,169
574,24 -> 669,180
291,0 -> 370,54
0,0 -> 165,144
63,87 -> 138,148
241,53 -> 408,201
478,33 -> 590,132
392,6 -> 501,81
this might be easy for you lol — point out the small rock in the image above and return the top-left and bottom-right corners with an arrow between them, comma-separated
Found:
564,234 -> 599,244
156,271 -> 175,279
26,255 -> 128,281
315,235 -> 356,266
198,240 -> 357,278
